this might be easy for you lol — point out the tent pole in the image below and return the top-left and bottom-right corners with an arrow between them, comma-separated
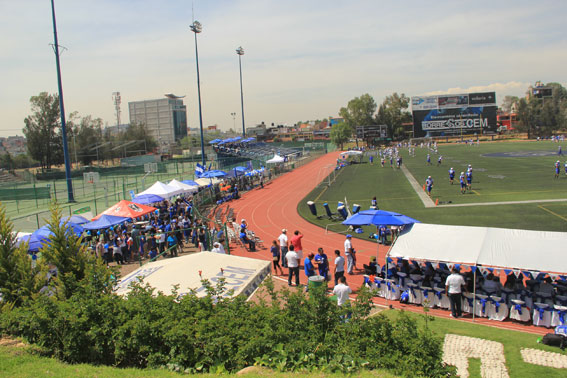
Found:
472,267 -> 476,322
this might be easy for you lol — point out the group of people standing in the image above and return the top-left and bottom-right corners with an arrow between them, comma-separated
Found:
270,230 -> 358,292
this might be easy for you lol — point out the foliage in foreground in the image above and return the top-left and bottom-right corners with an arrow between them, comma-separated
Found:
0,278 -> 454,376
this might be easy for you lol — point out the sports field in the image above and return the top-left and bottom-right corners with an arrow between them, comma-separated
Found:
298,140 -> 567,233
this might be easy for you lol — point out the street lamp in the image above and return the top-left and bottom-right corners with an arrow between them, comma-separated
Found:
236,46 -> 246,137
190,20 -> 206,166
231,112 -> 236,131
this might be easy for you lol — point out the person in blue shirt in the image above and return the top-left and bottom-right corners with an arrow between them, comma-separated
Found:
426,154 -> 431,165
314,248 -> 329,281
425,176 -> 433,197
459,172 -> 467,194
466,169 -> 473,190
449,167 -> 455,185
167,234 -> 178,257
304,253 -> 317,291
555,160 -> 561,178
369,155 -> 374,165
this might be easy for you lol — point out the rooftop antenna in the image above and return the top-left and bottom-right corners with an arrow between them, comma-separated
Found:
112,91 -> 121,127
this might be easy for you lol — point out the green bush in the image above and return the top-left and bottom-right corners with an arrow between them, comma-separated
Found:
1,277 -> 455,376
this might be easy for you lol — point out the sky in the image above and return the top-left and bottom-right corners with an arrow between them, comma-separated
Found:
1,0 -> 566,137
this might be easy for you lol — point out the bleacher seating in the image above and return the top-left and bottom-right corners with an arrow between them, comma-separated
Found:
214,142 -> 302,163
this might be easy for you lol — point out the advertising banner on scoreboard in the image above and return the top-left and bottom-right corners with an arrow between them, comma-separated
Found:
411,92 -> 497,137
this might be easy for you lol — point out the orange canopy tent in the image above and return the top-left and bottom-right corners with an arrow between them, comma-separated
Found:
93,200 -> 156,221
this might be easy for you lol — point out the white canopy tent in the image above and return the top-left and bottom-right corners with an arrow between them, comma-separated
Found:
195,177 -> 222,186
115,252 -> 271,298
340,150 -> 363,156
137,181 -> 184,200
168,179 -> 199,194
388,223 -> 567,274
266,154 -> 285,164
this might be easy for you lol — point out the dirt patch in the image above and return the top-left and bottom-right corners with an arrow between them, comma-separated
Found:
0,336 -> 26,348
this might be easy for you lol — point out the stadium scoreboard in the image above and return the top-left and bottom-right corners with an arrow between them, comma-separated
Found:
356,125 -> 388,140
411,92 -> 497,137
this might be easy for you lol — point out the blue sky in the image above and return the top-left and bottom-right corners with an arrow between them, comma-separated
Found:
1,0 -> 566,136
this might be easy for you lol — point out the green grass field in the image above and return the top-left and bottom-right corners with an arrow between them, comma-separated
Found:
298,140 -> 567,233
383,310 -> 567,378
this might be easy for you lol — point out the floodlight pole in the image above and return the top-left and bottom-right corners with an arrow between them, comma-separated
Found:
50,0 -> 75,202
190,21 -> 206,166
236,46 -> 246,137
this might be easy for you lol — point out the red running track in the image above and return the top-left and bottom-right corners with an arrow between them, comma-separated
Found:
224,153 -> 546,335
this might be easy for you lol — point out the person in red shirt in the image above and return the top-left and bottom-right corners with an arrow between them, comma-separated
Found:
290,230 -> 304,267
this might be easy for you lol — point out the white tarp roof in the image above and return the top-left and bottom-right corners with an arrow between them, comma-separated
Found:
340,150 -> 363,156
388,223 -> 567,274
194,177 -> 221,186
137,181 -> 184,199
116,252 -> 271,298
266,154 -> 285,163
168,179 -> 199,194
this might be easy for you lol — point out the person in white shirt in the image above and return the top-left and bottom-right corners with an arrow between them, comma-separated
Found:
211,242 -> 225,254
286,245 -> 300,286
334,250 -> 345,286
344,234 -> 355,274
445,267 -> 467,318
278,229 -> 289,268
333,276 -> 352,306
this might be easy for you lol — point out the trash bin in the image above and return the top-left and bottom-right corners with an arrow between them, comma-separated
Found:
307,201 -> 317,216
352,204 -> 361,214
308,275 -> 326,289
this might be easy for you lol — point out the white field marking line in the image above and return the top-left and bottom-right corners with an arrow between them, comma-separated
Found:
400,164 -> 436,208
437,198 -> 567,208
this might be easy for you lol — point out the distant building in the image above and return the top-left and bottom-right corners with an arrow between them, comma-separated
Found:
0,136 -> 27,156
104,123 -> 130,136
128,95 -> 188,145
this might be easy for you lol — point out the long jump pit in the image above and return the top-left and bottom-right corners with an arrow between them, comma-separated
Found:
115,252 -> 272,299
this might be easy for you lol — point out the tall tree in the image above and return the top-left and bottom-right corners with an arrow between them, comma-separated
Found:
339,94 -> 377,133
330,122 -> 351,150
516,82 -> 567,138
375,93 -> 412,140
0,204 -> 46,307
23,92 -> 63,170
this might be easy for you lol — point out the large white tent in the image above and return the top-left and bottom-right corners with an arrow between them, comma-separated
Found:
137,181 -> 183,199
115,252 -> 271,298
168,179 -> 199,194
388,223 -> 567,274
266,154 -> 285,164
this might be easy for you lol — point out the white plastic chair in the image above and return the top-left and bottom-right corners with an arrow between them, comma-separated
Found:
433,286 -> 450,309
532,302 -> 552,328
383,279 -> 400,301
551,305 -> 567,327
462,293 -> 475,314
406,283 -> 422,305
510,299 -> 531,322
474,294 -> 490,318
487,296 -> 509,321
420,286 -> 434,308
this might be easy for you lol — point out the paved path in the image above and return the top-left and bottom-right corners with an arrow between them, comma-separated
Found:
400,164 -> 436,207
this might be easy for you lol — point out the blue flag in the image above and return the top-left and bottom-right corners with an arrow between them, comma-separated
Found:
195,163 -> 205,177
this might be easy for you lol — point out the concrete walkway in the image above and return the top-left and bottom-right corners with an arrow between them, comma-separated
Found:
400,164 -> 436,208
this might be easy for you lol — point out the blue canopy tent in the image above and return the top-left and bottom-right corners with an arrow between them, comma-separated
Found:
209,139 -> 222,144
61,215 -> 90,225
181,180 -> 199,186
227,166 -> 248,178
342,209 -> 420,227
27,221 -> 85,252
83,215 -> 130,230
132,193 -> 165,205
200,170 -> 227,178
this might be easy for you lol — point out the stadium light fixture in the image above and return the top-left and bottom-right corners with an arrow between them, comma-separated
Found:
190,20 -> 206,166
236,46 -> 246,137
